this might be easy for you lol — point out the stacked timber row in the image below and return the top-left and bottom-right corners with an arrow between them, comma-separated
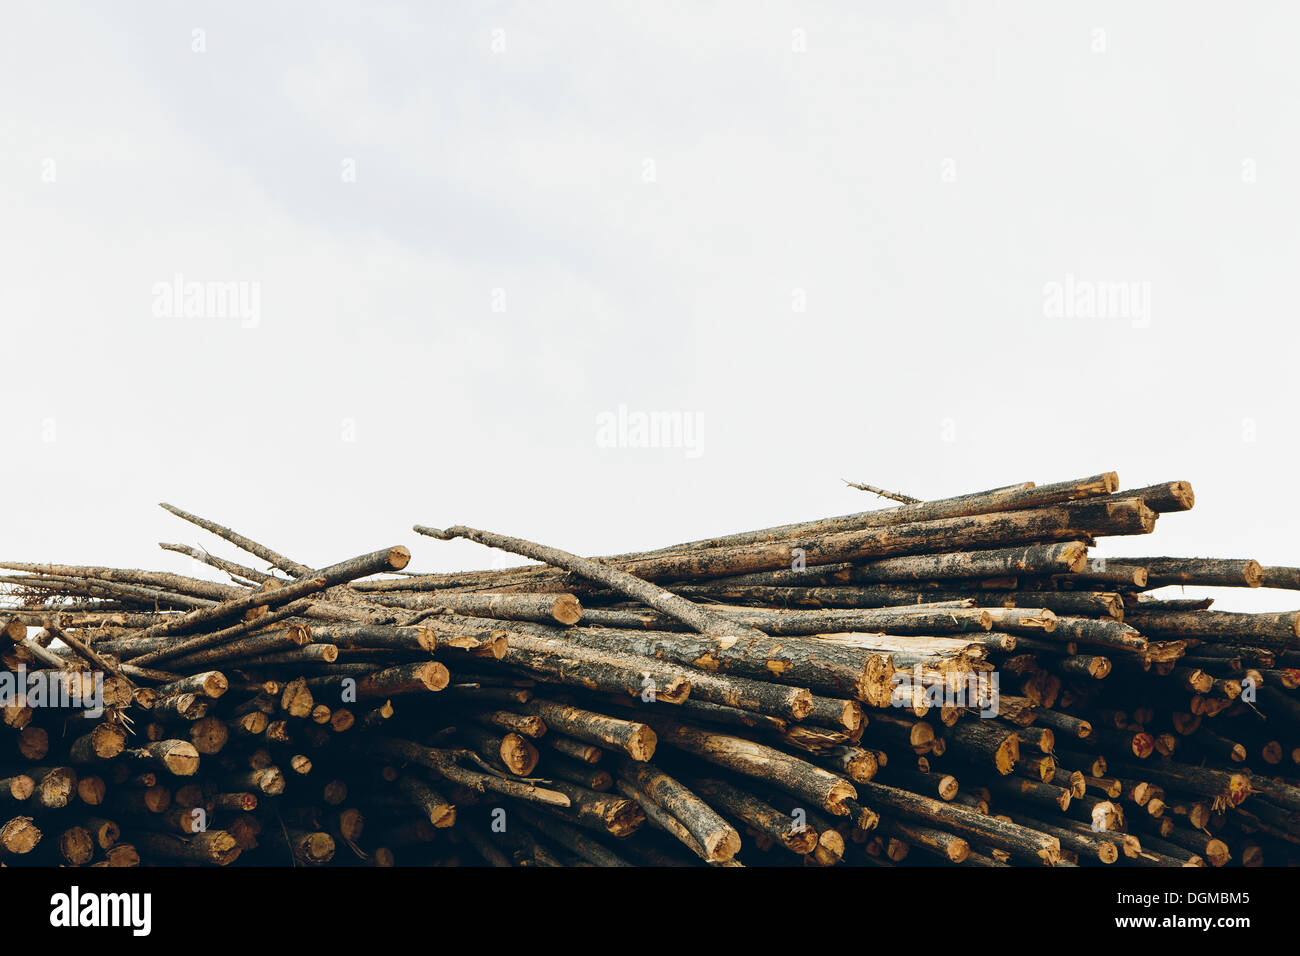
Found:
1,471 -> 1299,867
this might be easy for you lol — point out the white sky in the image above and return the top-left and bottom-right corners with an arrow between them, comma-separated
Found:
3,2 -> 1298,612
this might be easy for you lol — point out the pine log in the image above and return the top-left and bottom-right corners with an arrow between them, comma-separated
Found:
691,777 -> 817,855
128,829 -> 241,865
413,524 -> 766,644
1106,481 -> 1195,513
1123,609 -> 1299,648
474,617 -> 889,704
1105,558 -> 1262,588
517,699 -> 655,760
618,760 -> 740,862
397,775 -> 457,827
856,780 -> 1060,864
647,716 -> 857,816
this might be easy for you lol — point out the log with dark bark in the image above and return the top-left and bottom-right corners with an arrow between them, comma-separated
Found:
647,716 -> 857,816
856,780 -> 1060,865
618,759 -> 740,862
413,524 -> 766,644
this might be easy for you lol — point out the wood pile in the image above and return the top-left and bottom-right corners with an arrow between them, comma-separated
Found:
2,471 -> 1299,867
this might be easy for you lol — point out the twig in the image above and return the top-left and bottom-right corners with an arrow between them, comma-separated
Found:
842,480 -> 921,504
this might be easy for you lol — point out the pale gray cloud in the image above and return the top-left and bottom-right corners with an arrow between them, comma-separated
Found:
2,2 -> 1298,612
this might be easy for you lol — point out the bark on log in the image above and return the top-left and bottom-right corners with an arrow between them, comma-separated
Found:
618,759 -> 740,862
460,616 -> 890,704
1104,557 -> 1261,588
855,780 -> 1060,864
517,699 -> 655,760
1106,481 -> 1195,513
691,776 -> 817,855
647,716 -> 857,816
413,524 -> 767,644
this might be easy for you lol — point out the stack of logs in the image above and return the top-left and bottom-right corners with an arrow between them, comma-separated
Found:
2,472 -> 1299,867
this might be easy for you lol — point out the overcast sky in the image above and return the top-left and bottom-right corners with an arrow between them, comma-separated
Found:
3,2 -> 1298,612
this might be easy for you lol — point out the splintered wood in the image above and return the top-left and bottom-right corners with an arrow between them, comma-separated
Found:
2,472 -> 1299,866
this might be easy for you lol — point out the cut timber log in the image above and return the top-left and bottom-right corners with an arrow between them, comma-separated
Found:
618,760 -> 740,862
517,699 -> 655,761
856,780 -> 1060,865
648,716 -> 857,816
412,524 -> 766,644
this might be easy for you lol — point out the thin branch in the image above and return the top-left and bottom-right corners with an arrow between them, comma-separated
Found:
842,480 -> 921,504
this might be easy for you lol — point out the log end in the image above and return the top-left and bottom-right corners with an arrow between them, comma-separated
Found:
162,741 -> 201,776
501,734 -> 540,776
0,816 -> 41,854
946,837 -> 970,863
627,725 -> 658,762
845,751 -> 879,783
788,688 -> 815,721
784,827 -> 819,856
1064,541 -> 1090,573
143,785 -> 171,813
995,734 -> 1020,775
816,828 -> 846,862
826,779 -> 858,816
336,807 -> 366,841
1134,502 -> 1158,533
201,830 -> 243,866
705,827 -> 743,863
1169,480 -> 1196,511
7,774 -> 34,802
202,671 -> 229,698
416,662 -> 451,693
1032,609 -> 1059,633
93,723 -> 128,758
551,594 -> 583,626
909,721 -> 935,751
937,774 -> 958,800
17,726 -> 49,761
257,767 -> 287,796
77,776 -> 107,806
658,675 -> 692,704
1205,838 -> 1231,867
